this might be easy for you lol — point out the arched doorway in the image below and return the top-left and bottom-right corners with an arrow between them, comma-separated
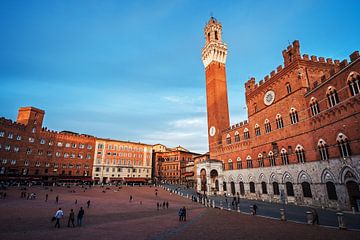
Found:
210,169 -> 219,193
200,169 -> 207,193
346,181 -> 360,211
230,181 -> 235,195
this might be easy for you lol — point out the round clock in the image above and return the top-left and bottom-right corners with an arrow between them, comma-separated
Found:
209,126 -> 216,137
264,90 -> 275,106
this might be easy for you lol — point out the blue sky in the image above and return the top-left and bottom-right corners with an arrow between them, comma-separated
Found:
0,0 -> 359,153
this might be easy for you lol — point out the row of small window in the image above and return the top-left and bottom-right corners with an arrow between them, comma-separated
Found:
96,159 -> 150,166
2,160 -> 89,169
95,167 -> 149,173
98,143 -> 144,152
161,165 -> 179,170
226,111 -> 298,144
225,181 -> 337,200
98,151 -> 143,158
163,172 -> 179,176
1,159 -> 17,165
20,169 -> 90,176
226,134 -> 351,170
0,132 -> 22,140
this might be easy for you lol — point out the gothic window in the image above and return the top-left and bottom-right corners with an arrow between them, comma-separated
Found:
236,157 -> 242,169
347,72 -> 360,96
326,182 -> 338,200
295,144 -> 306,163
226,134 -> 231,144
249,182 -> 255,193
228,159 -> 233,170
254,103 -> 258,113
286,83 -> 292,94
336,133 -> 351,158
276,114 -> 284,129
234,131 -> 240,142
207,32 -> 210,42
273,182 -> 280,195
286,182 -> 294,196
239,182 -> 245,195
258,153 -> 264,167
301,182 -> 312,198
255,124 -> 261,136
223,182 -> 227,191
310,97 -> 320,116
261,182 -> 268,194
246,155 -> 253,168
244,128 -> 250,139
215,31 -> 218,40
269,151 -> 276,166
318,139 -> 329,161
326,86 -> 339,107
289,108 -> 299,124
280,148 -> 289,165
264,119 -> 271,133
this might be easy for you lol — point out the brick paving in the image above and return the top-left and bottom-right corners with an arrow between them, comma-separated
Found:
0,185 -> 358,240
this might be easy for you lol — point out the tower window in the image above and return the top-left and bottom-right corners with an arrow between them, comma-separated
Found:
215,31 -> 218,40
326,86 -> 339,107
286,83 -> 292,94
207,32 -> 210,42
347,72 -> 360,96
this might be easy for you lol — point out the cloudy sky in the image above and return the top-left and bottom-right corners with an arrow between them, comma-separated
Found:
0,0 -> 359,153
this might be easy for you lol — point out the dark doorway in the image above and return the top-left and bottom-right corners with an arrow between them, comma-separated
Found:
230,181 -> 235,195
346,181 -> 360,211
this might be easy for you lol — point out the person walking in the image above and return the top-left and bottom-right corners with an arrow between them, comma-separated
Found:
87,200 -> 91,208
253,204 -> 258,215
312,208 -> 319,225
182,206 -> 187,221
129,195 -> 133,202
178,207 -> 183,221
54,208 -> 64,228
68,209 -> 75,227
45,193 -> 48,202
162,201 -> 165,209
55,195 -> 59,204
77,207 -> 85,227
166,201 -> 169,209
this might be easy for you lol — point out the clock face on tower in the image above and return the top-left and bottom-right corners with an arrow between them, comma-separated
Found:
264,90 -> 275,106
209,126 -> 216,137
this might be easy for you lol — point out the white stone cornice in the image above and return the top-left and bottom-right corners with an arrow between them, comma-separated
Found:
202,41 -> 228,68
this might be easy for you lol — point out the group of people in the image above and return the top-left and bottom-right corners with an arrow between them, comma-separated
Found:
20,191 -> 36,200
157,201 -> 169,210
178,206 -> 187,221
53,207 -> 85,228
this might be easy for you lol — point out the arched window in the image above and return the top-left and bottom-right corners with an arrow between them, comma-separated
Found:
286,182 -> 294,196
295,144 -> 306,163
310,97 -> 320,116
326,86 -> 339,107
246,155 -> 253,168
286,83 -> 292,94
223,182 -> 227,191
318,139 -> 329,161
226,134 -> 231,144
258,153 -> 264,167
236,157 -> 242,169
244,128 -> 250,139
268,151 -> 276,166
234,131 -> 240,142
337,133 -> 351,158
255,124 -> 261,136
326,182 -> 338,200
261,181 -> 268,194
264,119 -> 271,133
347,72 -> 360,96
276,114 -> 284,129
289,108 -> 299,124
239,182 -> 245,195
272,182 -> 280,195
228,159 -> 233,170
301,182 -> 312,198
249,182 -> 255,193
280,148 -> 289,165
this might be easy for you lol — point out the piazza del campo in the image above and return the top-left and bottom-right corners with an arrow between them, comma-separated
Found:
0,1 -> 359,240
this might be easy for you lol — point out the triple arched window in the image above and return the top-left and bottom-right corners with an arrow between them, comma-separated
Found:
337,133 -> 351,158
246,155 -> 253,168
347,72 -> 360,96
289,108 -> 299,124
244,128 -> 250,140
258,153 -> 264,167
255,124 -> 261,136
226,134 -> 231,145
268,151 -> 276,166
280,148 -> 289,165
295,144 -> 306,163
276,114 -> 284,129
264,119 -> 271,133
310,97 -> 320,116
326,86 -> 339,107
318,139 -> 329,161
234,131 -> 240,142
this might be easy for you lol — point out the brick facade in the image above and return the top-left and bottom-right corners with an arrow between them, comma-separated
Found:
199,17 -> 360,210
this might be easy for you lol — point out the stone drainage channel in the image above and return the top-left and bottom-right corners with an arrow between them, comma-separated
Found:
160,185 -> 360,231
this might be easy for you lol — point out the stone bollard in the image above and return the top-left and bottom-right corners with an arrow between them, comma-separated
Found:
306,211 -> 313,224
228,202 -> 231,210
352,207 -> 356,214
237,205 -> 241,213
250,205 -> 254,215
212,200 -> 215,208
280,209 -> 286,221
220,200 -> 223,210
337,212 -> 347,230
186,194 -> 188,199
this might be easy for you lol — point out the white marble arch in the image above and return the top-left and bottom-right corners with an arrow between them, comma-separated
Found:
269,172 -> 279,183
258,173 -> 266,183
282,172 -> 294,184
339,165 -> 359,184
321,168 -> 337,183
248,174 -> 255,183
228,174 -> 235,182
297,170 -> 312,184
236,174 -> 244,183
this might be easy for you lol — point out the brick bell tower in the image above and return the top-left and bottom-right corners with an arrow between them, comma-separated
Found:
202,17 -> 230,155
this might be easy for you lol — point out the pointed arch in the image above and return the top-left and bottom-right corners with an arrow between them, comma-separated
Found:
259,173 -> 266,183
269,172 -> 278,183
326,86 -> 337,95
282,172 -> 293,183
336,132 -> 348,142
321,168 -> 336,183
347,71 -> 360,82
317,138 -> 327,146
246,155 -> 252,160
264,119 -> 270,124
236,174 -> 244,183
295,144 -> 304,151
297,170 -> 312,184
339,166 -> 359,184
258,153 -> 263,158
228,174 -> 235,182
248,174 -> 254,182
